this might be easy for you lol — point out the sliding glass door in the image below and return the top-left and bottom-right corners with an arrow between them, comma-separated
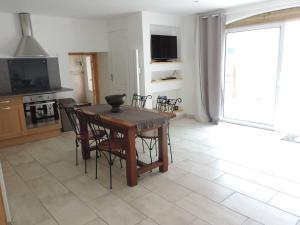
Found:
276,21 -> 300,133
223,27 -> 281,126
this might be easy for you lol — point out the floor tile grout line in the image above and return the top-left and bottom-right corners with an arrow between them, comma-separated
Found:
65,141 -> 300,221
174,191 -> 248,225
220,191 -> 237,204
211,172 -> 279,203
177,189 -> 298,225
10,145 -> 114,225
174,172 -> 235,203
37,162 -> 112,225
4,118 -> 300,224
241,217 -> 260,225
202,143 -> 300,186
267,191 -> 279,203
205,159 -> 300,199
128,191 -> 196,225
5,155 -> 62,225
220,192 -> 300,221
207,171 -> 287,209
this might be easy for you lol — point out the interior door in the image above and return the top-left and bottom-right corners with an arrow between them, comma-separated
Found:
108,30 -> 130,103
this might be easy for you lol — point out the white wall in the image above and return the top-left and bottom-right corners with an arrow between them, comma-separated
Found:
0,12 -> 108,97
0,11 -> 196,115
179,1 -> 300,117
98,52 -> 110,103
181,15 -> 196,116
141,11 -> 196,114
107,12 -> 144,100
106,11 -> 196,111
141,11 -> 182,97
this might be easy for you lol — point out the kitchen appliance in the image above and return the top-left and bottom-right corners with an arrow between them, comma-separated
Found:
151,35 -> 178,61
23,93 -> 59,126
15,13 -> 48,57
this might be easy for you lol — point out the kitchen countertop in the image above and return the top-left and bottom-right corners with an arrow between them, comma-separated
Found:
0,87 -> 73,97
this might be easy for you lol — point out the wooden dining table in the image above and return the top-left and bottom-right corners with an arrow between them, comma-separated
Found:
79,104 -> 175,187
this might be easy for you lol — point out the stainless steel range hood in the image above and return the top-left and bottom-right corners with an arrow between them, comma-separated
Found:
14,13 -> 48,57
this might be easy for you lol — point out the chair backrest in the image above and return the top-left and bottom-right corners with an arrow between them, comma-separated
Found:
79,111 -> 110,146
155,96 -> 168,112
131,93 -> 152,108
58,102 -> 92,135
63,106 -> 81,135
156,96 -> 182,113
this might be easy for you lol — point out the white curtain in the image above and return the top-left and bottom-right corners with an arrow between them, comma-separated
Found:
194,13 -> 225,124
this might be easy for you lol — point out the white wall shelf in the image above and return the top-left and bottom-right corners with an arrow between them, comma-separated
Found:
150,60 -> 182,64
142,12 -> 184,111
150,61 -> 182,72
151,78 -> 183,93
151,77 -> 183,83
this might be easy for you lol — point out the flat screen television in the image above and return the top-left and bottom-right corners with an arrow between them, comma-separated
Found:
151,35 -> 177,61
8,58 -> 50,94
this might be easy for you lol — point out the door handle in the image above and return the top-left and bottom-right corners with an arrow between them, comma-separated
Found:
110,73 -> 114,81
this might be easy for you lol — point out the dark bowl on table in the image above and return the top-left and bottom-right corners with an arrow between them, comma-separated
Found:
105,94 -> 126,113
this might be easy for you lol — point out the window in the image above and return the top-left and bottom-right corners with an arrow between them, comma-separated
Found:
223,20 -> 300,133
223,26 -> 281,126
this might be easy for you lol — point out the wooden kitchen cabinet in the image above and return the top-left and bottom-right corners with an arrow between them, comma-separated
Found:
0,95 -> 60,148
0,97 -> 26,140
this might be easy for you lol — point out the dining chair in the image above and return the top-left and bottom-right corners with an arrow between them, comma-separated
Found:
131,93 -> 152,108
84,112 -> 126,189
131,93 -> 153,155
138,96 -> 182,163
61,105 -> 105,174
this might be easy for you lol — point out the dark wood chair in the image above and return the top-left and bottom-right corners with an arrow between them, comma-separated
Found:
61,105 -> 105,174
131,93 -> 152,154
131,93 -> 152,108
138,96 -> 182,163
83,112 -> 126,189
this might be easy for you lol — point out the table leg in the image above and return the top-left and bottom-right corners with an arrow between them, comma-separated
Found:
158,123 -> 168,172
125,128 -> 137,186
79,118 -> 90,160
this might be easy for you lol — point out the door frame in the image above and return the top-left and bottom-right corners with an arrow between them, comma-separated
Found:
69,52 -> 100,104
222,22 -> 285,129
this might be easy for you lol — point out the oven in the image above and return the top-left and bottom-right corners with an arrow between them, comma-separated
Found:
23,93 -> 59,126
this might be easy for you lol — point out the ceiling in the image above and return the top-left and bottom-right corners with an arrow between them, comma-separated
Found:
0,0 -> 268,19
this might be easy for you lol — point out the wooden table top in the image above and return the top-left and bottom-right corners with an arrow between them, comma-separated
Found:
81,104 -> 175,130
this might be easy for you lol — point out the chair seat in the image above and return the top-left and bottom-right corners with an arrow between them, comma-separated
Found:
97,138 -> 125,152
77,130 -> 106,141
138,129 -> 159,139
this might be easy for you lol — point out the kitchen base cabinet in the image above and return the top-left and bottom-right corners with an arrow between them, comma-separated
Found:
0,96 -> 61,148
0,101 -> 26,140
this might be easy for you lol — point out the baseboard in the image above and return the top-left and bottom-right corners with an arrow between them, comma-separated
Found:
184,113 -> 196,119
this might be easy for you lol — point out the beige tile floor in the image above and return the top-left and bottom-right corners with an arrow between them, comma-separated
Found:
2,118 -> 300,225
